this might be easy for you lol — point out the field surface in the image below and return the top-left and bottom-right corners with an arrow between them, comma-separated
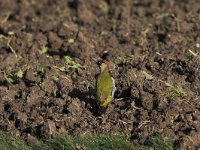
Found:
0,0 -> 200,149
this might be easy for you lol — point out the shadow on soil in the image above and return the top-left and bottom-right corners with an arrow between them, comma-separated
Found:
69,88 -> 99,116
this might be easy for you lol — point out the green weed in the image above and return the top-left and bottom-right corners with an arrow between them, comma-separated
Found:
0,131 -> 30,150
149,134 -> 173,150
0,132 -> 134,150
52,55 -> 85,73
64,56 -> 85,69
98,0 -> 109,13
36,65 -> 45,73
40,45 -> 49,54
0,131 -> 177,150
100,31 -> 108,36
188,49 -> 198,57
77,134 -> 133,150
142,71 -> 154,80
135,28 -> 150,46
68,38 -> 75,44
158,80 -> 186,97
3,65 -> 28,84
52,76 -> 59,81
116,56 -> 134,64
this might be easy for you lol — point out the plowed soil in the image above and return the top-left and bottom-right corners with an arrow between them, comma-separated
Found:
0,0 -> 200,149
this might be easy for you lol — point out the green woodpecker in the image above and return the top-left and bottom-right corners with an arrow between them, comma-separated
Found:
96,60 -> 116,113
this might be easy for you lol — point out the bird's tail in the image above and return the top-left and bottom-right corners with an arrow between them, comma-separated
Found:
97,96 -> 112,115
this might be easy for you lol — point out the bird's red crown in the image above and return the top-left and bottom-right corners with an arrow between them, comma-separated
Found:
103,60 -> 109,68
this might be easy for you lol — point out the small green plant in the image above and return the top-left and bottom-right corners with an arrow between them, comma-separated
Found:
135,28 -> 150,46
188,49 -> 198,57
36,65 -> 45,73
64,56 -> 85,69
40,45 -> 49,54
16,69 -> 24,78
149,134 -> 173,150
33,77 -> 42,84
53,66 -> 67,72
4,73 -> 16,84
116,56 -> 134,64
0,131 -> 30,150
52,76 -> 59,81
3,65 -> 28,84
100,31 -> 108,36
26,65 -> 44,85
98,0 -> 109,13
159,80 -> 186,97
143,71 -> 154,80
52,56 -> 85,73
68,38 -> 74,44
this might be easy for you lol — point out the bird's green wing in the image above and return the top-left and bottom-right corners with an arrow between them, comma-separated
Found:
97,70 -> 113,107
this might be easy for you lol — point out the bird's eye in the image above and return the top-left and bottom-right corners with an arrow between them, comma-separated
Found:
97,60 -> 103,66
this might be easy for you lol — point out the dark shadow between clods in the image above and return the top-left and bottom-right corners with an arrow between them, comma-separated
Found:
68,88 -> 100,117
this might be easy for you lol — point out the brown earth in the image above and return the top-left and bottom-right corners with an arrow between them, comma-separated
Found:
0,0 -> 200,149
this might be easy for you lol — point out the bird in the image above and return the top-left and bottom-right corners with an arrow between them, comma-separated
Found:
96,60 -> 116,113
